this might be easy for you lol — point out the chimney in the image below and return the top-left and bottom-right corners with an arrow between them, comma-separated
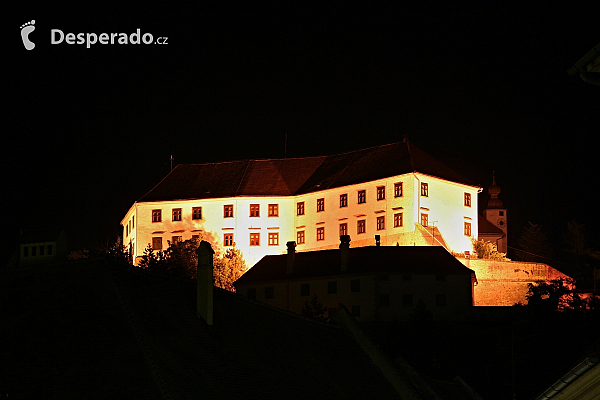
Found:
375,234 -> 381,246
196,240 -> 215,325
286,241 -> 296,274
340,235 -> 351,272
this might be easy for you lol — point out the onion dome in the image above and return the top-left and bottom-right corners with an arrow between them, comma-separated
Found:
487,172 -> 504,209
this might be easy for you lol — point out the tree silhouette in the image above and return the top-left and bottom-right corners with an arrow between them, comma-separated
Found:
213,248 -> 248,292
301,295 -> 327,320
472,238 -> 509,261
137,238 -> 248,292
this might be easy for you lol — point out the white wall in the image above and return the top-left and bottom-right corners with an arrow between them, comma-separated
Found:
122,173 -> 480,266
413,173 -> 479,254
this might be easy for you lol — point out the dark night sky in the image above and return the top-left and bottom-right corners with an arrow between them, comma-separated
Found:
7,2 -> 599,263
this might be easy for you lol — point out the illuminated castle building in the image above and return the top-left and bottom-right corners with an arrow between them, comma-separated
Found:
121,142 -> 483,266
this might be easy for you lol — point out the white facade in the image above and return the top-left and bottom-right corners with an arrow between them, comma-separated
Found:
122,171 -> 480,267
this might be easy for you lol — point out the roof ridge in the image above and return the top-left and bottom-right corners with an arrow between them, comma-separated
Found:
176,142 -> 403,166
183,154 -> 327,166
234,160 -> 250,196
135,141 -> 479,203
136,165 -> 180,203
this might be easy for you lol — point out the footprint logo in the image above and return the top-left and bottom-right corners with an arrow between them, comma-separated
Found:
20,20 -> 35,50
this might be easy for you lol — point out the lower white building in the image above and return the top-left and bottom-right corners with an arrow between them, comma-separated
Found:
121,142 -> 482,266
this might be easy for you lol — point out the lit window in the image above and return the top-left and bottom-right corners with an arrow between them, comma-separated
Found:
328,281 -> 337,294
421,183 -> 429,197
358,190 -> 366,204
250,204 -> 260,217
152,237 -> 162,250
192,207 -> 202,220
250,233 -> 260,246
351,279 -> 360,292
464,193 -> 471,207
301,283 -> 310,296
340,193 -> 348,208
421,213 -> 428,227
317,227 -> 325,241
297,230 -> 305,245
339,223 -> 347,237
223,205 -> 234,218
224,233 -> 233,246
172,208 -> 182,221
152,209 -> 161,223
265,286 -> 274,299
436,294 -> 447,307
357,220 -> 366,234
297,202 -> 305,216
377,186 -> 385,201
394,182 -> 403,198
464,222 -> 472,236
268,204 -> 278,217
317,198 -> 325,212
268,232 -> 279,246
377,216 -> 385,230
394,213 -> 403,228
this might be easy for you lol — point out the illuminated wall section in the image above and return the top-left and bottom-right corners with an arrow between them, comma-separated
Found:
412,173 -> 479,254
123,171 -> 480,267
293,174 -> 419,252
123,197 -> 296,266
460,259 -> 572,306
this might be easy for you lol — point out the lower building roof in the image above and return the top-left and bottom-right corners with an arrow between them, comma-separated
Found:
236,245 -> 475,285
0,257 -> 404,399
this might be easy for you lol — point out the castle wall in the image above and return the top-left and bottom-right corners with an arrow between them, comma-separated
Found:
458,259 -> 571,306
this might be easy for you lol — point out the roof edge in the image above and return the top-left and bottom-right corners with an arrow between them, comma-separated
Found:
332,304 -> 432,399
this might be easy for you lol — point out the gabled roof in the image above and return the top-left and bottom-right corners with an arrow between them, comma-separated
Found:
19,227 -> 66,245
139,142 -> 478,202
236,246 -> 475,285
477,215 -> 505,236
0,257 -> 402,399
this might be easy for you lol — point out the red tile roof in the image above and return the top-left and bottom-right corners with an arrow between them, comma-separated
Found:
235,246 -> 475,285
139,142 -> 478,202
477,215 -> 505,235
